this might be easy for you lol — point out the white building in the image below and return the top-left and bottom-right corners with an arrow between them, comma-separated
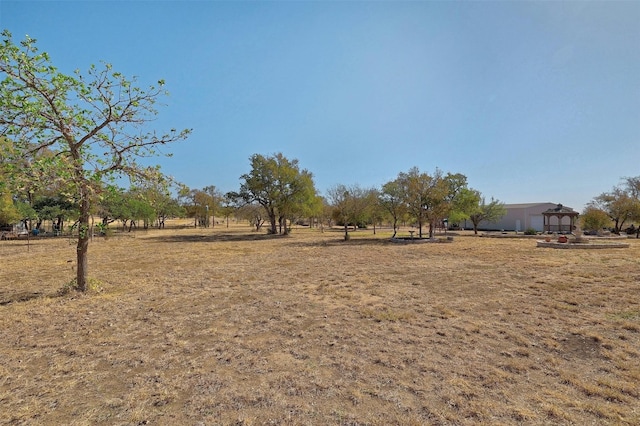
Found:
468,202 -> 577,232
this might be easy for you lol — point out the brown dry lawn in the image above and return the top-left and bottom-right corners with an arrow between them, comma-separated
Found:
0,225 -> 639,425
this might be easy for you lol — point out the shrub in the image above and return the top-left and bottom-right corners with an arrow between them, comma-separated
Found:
524,228 -> 538,235
581,207 -> 612,232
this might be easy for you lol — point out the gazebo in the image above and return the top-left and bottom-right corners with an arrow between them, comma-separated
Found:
542,204 -> 579,233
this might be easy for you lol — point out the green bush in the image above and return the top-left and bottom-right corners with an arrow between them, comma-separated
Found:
524,228 -> 538,235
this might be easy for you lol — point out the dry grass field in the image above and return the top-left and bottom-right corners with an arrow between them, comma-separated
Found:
0,224 -> 639,425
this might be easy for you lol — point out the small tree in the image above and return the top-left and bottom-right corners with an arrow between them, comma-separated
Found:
237,202 -> 266,232
397,167 -> 458,238
0,31 -> 190,291
379,179 -> 406,238
396,168 -> 430,238
327,184 -> 373,241
220,193 -> 237,228
132,180 -> 184,228
591,187 -> 638,234
203,185 -> 222,227
468,195 -> 506,234
33,194 -> 77,231
580,206 -> 612,233
447,188 -> 481,229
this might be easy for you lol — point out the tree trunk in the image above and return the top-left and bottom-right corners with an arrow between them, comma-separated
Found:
343,223 -> 350,241
76,195 -> 90,292
268,209 -> 277,234
55,216 -> 63,234
281,216 -> 291,235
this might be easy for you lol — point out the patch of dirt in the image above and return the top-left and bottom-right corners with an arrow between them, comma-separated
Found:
559,333 -> 603,359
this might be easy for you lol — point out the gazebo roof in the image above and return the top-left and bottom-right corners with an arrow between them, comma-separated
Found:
542,204 -> 579,216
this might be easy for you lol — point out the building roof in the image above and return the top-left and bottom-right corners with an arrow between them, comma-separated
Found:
542,204 -> 578,215
503,202 -> 556,209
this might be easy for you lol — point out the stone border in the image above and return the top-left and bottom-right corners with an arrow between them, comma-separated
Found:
482,233 -> 628,240
536,240 -> 630,249
390,237 -> 454,244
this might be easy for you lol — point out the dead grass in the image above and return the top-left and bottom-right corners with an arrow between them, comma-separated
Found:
1,224 -> 639,425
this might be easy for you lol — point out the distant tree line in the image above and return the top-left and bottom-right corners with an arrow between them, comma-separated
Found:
219,154 -> 507,241
0,148 -> 512,242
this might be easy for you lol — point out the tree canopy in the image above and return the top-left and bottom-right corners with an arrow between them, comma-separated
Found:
587,176 -> 640,234
0,30 -> 190,290
232,153 -> 318,235
392,168 -> 469,238
327,184 -> 376,240
467,194 -> 507,235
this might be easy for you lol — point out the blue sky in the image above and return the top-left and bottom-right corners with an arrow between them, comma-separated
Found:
2,1 -> 639,211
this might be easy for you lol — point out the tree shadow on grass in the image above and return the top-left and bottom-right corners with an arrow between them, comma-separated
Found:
0,291 -> 44,305
146,233 -> 282,244
287,237 -> 395,248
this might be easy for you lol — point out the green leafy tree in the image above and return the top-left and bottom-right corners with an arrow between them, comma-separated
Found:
623,176 -> 640,235
32,194 -> 77,232
121,195 -> 155,232
587,176 -> 640,234
468,195 -> 507,234
316,197 -> 334,231
302,194 -> 324,229
132,179 -> 184,229
580,206 -> 611,233
0,190 -> 19,226
184,189 -> 213,228
390,168 -> 472,238
220,192 -> 238,228
203,185 -> 222,228
276,170 -> 318,234
0,31 -> 190,291
96,186 -> 126,228
327,184 -> 374,241
447,187 -> 481,229
432,171 -> 470,235
379,179 -> 407,238
397,168 -> 453,238
235,153 -> 318,235
396,168 -> 430,238
590,187 -> 638,234
366,188 -> 385,235
15,200 -> 37,231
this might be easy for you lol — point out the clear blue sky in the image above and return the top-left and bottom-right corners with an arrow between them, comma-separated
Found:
2,1 -> 639,211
